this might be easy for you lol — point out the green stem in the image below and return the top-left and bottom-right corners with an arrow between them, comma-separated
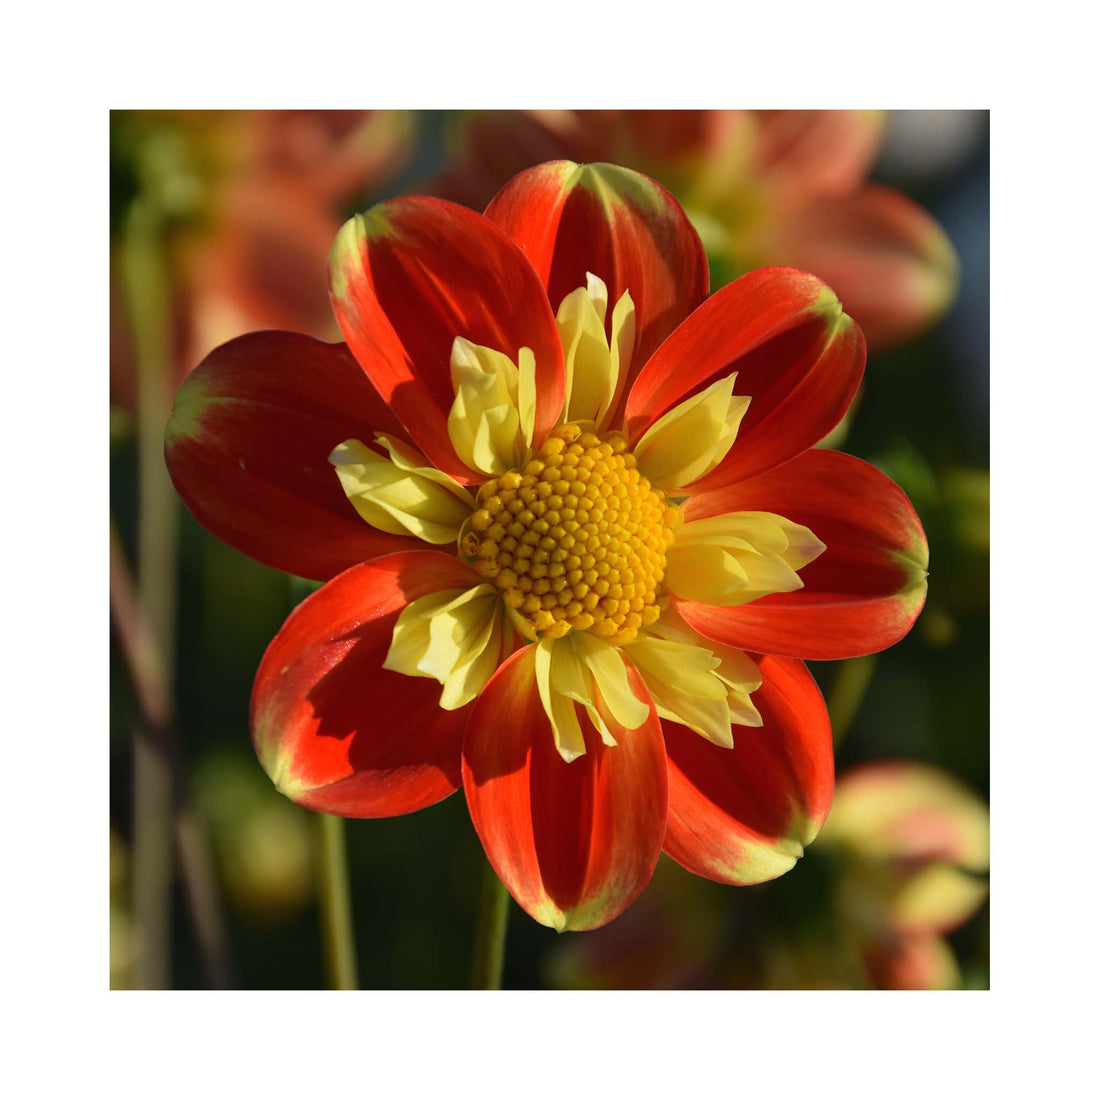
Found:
122,197 -> 178,681
121,195 -> 178,990
470,856 -> 510,989
826,655 -> 877,748
111,519 -> 234,988
317,813 -> 359,990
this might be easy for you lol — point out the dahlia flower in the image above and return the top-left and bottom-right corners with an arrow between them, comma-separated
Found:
166,160 -> 928,931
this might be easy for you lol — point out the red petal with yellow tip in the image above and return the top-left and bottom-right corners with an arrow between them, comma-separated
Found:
328,196 -> 564,481
769,184 -> 960,349
624,267 -> 865,486
676,449 -> 928,659
165,331 -> 419,581
462,646 -> 668,932
663,655 -> 833,885
251,552 -> 481,816
485,160 -> 709,387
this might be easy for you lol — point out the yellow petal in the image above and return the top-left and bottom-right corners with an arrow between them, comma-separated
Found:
447,336 -> 532,476
555,274 -> 636,431
517,347 -> 537,451
606,285 -> 637,427
383,584 -> 503,710
547,632 -> 593,705
664,543 -> 752,605
418,587 -> 492,677
329,438 -> 474,544
585,269 -> 608,324
583,704 -> 618,748
625,635 -> 733,747
375,435 -> 477,506
709,644 -> 764,695
676,511 -> 825,571
632,371 -> 751,491
535,639 -> 587,763
639,605 -> 763,732
438,603 -> 506,710
383,589 -> 457,675
726,688 -> 763,728
534,633 -> 649,763
665,510 -> 825,606
571,631 -> 650,732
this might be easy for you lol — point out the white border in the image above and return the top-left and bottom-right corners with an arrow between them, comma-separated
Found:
6,0 -> 1094,1094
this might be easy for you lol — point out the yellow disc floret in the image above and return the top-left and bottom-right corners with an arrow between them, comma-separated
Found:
460,423 -> 681,646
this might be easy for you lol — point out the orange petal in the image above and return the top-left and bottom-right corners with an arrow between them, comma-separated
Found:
625,267 -> 865,487
165,331 -> 418,581
251,552 -> 482,816
329,196 -> 565,481
485,160 -> 709,401
663,656 -> 833,885
676,449 -> 928,659
462,645 -> 668,931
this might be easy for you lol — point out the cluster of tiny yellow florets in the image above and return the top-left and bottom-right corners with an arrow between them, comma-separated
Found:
460,424 -> 680,645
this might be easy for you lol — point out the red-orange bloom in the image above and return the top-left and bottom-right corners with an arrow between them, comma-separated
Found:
166,160 -> 928,931
431,110 -> 958,349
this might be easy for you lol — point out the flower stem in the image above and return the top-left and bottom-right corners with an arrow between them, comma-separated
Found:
826,655 -> 877,748
316,813 -> 359,990
121,193 -> 179,989
111,519 -> 235,988
470,856 -> 510,989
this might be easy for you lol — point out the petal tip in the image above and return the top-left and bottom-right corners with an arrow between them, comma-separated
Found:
164,373 -> 210,449
328,215 -> 366,301
254,732 -> 310,805
893,517 -> 932,596
811,283 -> 862,346
573,161 -> 683,223
329,207 -> 395,299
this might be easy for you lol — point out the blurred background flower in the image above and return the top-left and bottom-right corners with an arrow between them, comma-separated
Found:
808,761 -> 989,989
110,109 -> 416,411
429,110 -> 959,349
110,109 -> 988,989
548,761 -> 988,990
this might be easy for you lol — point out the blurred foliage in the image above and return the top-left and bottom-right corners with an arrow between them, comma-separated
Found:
110,110 -> 989,990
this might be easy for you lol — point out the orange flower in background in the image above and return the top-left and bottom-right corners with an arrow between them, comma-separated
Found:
431,110 -> 958,349
550,761 -> 988,988
179,111 -> 417,355
166,160 -> 929,932
111,110 -> 416,407
816,761 -> 990,989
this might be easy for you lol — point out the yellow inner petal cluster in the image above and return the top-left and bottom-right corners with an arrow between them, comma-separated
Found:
326,274 -> 831,766
458,423 -> 681,646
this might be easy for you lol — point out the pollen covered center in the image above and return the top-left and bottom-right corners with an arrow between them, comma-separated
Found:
460,424 -> 680,645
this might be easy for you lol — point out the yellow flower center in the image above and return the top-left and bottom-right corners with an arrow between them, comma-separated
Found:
459,423 -> 680,645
